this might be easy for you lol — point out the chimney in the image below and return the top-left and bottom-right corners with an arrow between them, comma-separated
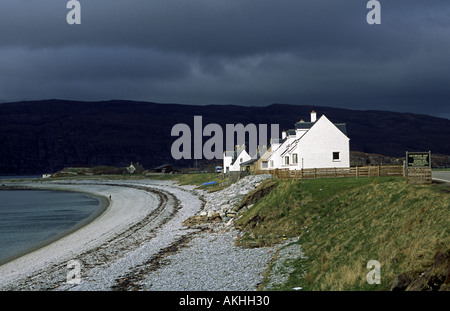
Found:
262,145 -> 267,153
311,110 -> 317,122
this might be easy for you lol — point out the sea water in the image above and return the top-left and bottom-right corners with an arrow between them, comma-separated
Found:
0,189 -> 100,264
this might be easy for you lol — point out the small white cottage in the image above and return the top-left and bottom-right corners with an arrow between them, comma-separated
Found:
223,144 -> 252,173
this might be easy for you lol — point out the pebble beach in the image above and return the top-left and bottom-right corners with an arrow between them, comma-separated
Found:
0,175 -> 299,291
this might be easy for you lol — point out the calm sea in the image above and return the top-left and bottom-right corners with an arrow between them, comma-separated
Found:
0,188 -> 101,264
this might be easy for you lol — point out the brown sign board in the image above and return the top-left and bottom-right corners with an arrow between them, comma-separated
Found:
406,151 -> 431,168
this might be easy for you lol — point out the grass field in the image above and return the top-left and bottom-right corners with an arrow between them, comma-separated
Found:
235,176 -> 449,290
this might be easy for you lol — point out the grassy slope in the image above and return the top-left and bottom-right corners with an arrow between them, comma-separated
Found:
235,177 -> 449,290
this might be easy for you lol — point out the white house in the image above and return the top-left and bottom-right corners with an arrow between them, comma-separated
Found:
264,111 -> 350,170
223,144 -> 252,173
224,111 -> 350,173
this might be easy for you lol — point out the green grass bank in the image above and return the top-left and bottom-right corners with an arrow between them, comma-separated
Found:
235,176 -> 449,290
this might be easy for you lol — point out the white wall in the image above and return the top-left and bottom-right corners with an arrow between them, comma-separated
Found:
225,150 -> 252,172
268,136 -> 291,169
223,155 -> 233,173
294,115 -> 350,169
295,128 -> 308,139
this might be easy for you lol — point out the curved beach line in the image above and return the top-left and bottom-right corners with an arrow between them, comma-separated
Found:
0,181 -> 163,289
0,189 -> 109,266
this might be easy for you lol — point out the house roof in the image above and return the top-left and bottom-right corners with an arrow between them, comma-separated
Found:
287,129 -> 296,136
295,121 -> 315,130
281,139 -> 300,157
259,146 -> 272,160
334,123 -> 348,136
271,138 -> 286,144
240,158 -> 258,166
295,120 -> 347,135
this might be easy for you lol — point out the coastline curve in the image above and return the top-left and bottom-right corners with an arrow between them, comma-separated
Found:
0,180 -> 185,290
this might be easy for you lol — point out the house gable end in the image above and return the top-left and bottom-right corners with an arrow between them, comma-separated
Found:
231,149 -> 250,166
298,115 -> 349,143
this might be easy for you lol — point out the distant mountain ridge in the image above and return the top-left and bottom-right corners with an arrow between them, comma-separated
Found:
0,99 -> 449,174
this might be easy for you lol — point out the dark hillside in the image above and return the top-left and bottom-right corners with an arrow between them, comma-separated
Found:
0,100 -> 448,174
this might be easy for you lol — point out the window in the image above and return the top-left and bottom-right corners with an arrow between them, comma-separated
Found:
262,161 -> 268,168
284,156 -> 289,165
333,152 -> 340,161
270,160 -> 274,168
240,158 -> 243,162
292,154 -> 298,164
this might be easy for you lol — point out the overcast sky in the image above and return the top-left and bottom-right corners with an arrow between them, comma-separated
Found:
0,0 -> 449,119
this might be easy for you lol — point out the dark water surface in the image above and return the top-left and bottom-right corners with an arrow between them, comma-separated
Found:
0,189 -> 100,264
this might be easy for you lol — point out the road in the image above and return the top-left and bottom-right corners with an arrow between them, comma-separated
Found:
432,171 -> 450,183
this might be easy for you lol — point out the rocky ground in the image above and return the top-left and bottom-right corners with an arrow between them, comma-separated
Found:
186,174 -> 273,223
130,173 -> 305,291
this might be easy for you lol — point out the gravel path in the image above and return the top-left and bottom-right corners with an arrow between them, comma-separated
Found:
137,224 -> 277,291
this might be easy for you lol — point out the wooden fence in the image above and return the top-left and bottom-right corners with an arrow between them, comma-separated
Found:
406,167 -> 432,184
255,165 -> 403,180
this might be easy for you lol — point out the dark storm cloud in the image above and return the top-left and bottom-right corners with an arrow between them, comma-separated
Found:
0,0 -> 449,118
0,47 -> 189,80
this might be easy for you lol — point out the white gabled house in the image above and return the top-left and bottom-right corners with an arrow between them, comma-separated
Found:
265,111 -> 350,170
223,144 -> 252,173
